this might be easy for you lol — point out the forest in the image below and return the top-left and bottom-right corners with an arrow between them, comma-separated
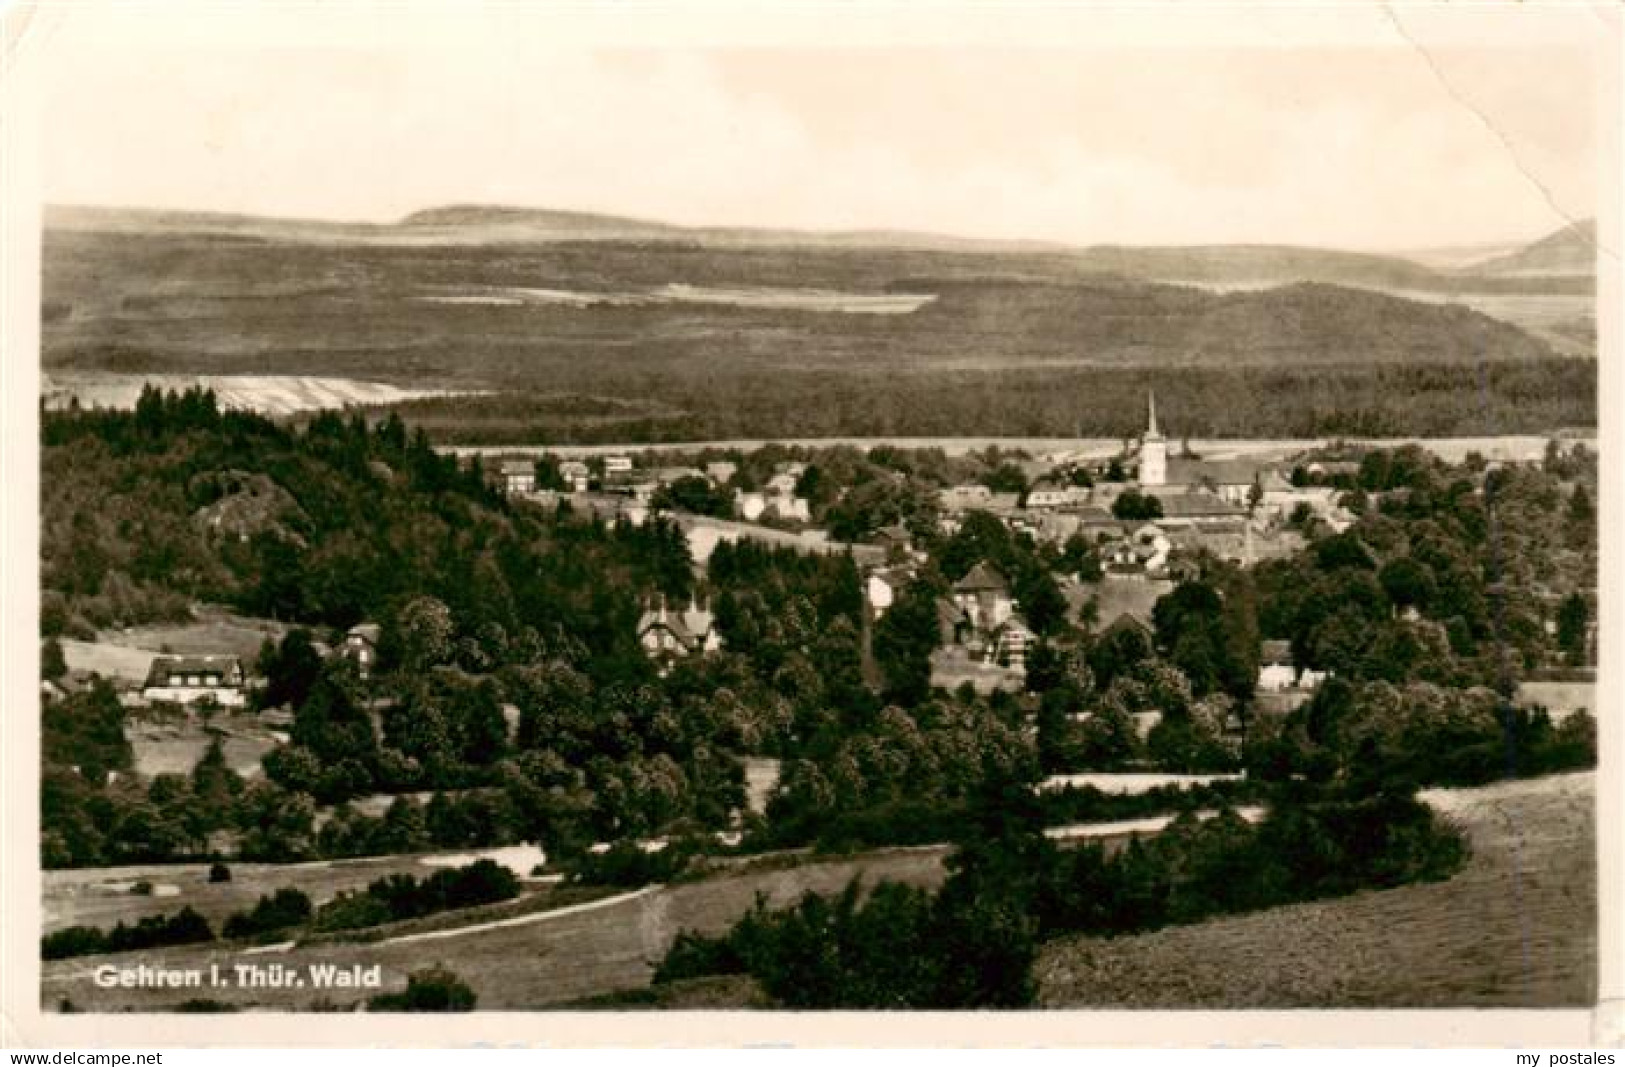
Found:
38,389 -> 1597,1006
364,359 -> 1595,444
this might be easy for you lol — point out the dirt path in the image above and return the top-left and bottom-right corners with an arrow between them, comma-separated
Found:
42,848 -> 948,1011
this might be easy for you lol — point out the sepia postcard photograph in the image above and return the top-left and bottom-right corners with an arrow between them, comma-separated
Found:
1,0 -> 1620,1049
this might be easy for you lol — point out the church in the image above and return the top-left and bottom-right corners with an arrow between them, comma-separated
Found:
1102,391 -> 1257,528
1131,391 -> 1263,510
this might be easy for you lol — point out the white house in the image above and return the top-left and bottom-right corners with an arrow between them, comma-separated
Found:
558,460 -> 591,492
1257,639 -> 1328,693
499,459 -> 536,495
142,655 -> 247,709
991,616 -> 1036,670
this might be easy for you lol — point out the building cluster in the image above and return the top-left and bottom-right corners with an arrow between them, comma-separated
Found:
496,454 -> 816,526
435,395 -> 1369,701
864,394 -> 1348,693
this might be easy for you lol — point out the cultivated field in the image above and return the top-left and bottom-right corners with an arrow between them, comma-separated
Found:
60,608 -> 291,685
1035,771 -> 1597,1008
41,847 -> 949,1011
42,371 -> 485,417
40,772 -> 1598,1010
125,711 -> 279,780
42,845 -> 548,935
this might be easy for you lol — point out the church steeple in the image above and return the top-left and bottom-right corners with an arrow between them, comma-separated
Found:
1139,388 -> 1167,487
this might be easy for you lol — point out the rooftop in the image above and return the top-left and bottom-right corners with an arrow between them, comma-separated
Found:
954,560 -> 1010,595
144,655 -> 245,688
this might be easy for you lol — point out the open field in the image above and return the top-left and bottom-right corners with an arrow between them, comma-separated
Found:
60,608 -> 291,685
1516,680 -> 1596,723
42,371 -> 487,416
42,847 -> 950,1010
101,607 -> 290,661
1036,771 -> 1596,1008
42,845 -> 548,936
40,772 -> 1597,1009
124,711 -> 279,780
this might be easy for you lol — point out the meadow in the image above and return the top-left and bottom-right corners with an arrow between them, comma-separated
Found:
41,772 -> 1595,1010
1035,771 -> 1596,1008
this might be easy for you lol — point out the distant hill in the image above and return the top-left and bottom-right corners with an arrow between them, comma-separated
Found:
1069,243 -> 1445,292
44,204 -> 397,246
1469,220 -> 1596,278
48,203 -> 1064,255
39,216 -> 1592,439
51,202 -> 1592,296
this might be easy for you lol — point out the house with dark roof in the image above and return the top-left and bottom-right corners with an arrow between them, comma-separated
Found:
637,600 -> 722,672
1079,572 -> 1174,634
953,561 -> 1015,631
142,655 -> 247,709
1148,488 -> 1246,524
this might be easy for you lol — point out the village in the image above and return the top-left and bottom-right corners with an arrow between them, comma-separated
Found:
48,392 -> 1595,796
488,394 -> 1356,703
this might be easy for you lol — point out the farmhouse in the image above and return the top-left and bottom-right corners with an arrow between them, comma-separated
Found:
499,459 -> 536,496
141,655 -> 247,709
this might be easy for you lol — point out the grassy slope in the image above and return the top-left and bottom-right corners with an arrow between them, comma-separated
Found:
1036,771 -> 1596,1008
41,771 -> 1599,1010
41,847 -> 949,1010
43,850 -> 544,935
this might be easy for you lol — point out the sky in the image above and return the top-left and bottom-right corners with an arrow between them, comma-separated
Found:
26,5 -> 1605,251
